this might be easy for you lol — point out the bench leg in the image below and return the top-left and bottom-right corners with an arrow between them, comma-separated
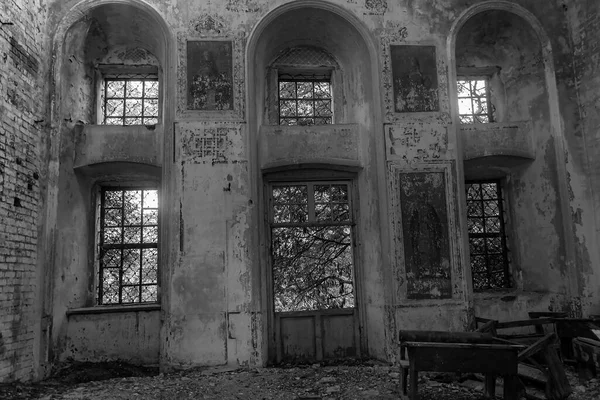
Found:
503,375 -> 518,400
409,365 -> 419,400
484,374 -> 496,398
399,366 -> 409,398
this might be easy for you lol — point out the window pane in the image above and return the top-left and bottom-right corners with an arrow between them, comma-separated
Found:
105,117 -> 123,125
297,100 -> 313,116
278,78 -> 331,125
103,227 -> 122,244
106,81 -> 125,98
126,81 -> 144,98
279,81 -> 296,98
145,81 -> 159,98
280,100 -> 297,117
314,100 -> 332,117
314,82 -> 331,99
143,209 -> 158,225
122,249 -> 141,284
296,82 -> 313,99
144,99 -> 159,117
99,188 -> 159,305
142,249 -> 158,283
457,81 -> 471,97
272,225 -> 354,312
104,209 -> 122,226
457,78 -> 491,124
466,181 -> 509,291
280,118 -> 297,126
105,99 -> 124,117
102,78 -> 159,126
143,117 -> 158,126
101,268 -> 120,304
124,117 -> 142,125
143,226 -> 159,243
125,99 -> 143,117
458,98 -> 473,115
141,285 -> 158,302
122,286 -> 140,303
101,249 -> 121,268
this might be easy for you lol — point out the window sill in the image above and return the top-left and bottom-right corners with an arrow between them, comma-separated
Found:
66,303 -> 160,317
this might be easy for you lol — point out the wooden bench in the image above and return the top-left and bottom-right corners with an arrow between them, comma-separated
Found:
398,330 -> 523,400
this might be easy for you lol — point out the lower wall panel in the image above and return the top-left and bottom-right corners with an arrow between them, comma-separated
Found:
62,310 -> 160,365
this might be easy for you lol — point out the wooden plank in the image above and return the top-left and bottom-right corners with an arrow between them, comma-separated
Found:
406,343 -> 519,375
398,330 -> 494,343
543,346 -> 572,400
518,333 -> 556,362
575,337 -> 600,347
495,318 -> 555,329
528,312 -> 568,319
476,320 -> 497,334
405,342 -> 521,350
518,363 -> 547,384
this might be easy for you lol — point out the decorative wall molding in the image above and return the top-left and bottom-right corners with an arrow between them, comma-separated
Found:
385,123 -> 449,162
176,121 -> 246,165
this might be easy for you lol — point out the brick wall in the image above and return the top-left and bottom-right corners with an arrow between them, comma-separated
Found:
0,0 -> 47,382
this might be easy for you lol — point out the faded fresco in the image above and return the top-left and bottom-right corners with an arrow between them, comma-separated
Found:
187,41 -> 233,110
399,172 -> 451,299
391,45 -> 439,113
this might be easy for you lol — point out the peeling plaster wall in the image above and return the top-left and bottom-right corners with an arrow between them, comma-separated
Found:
456,9 -> 568,322
2,0 -> 597,381
47,3 -> 165,371
564,0 -> 600,317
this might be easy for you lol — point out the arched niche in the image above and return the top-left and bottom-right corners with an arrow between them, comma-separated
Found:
455,10 -> 544,124
447,2 -> 578,318
247,1 -> 389,363
248,4 -> 377,128
42,0 -> 175,370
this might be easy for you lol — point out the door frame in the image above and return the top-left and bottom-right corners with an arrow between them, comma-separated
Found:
262,167 -> 365,364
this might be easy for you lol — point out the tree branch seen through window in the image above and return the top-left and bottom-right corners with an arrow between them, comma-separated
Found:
270,182 -> 355,312
98,188 -> 159,304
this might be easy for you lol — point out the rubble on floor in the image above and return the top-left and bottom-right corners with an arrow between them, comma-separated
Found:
0,360 -> 599,400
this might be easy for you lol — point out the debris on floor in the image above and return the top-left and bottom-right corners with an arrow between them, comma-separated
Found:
0,359 -> 599,400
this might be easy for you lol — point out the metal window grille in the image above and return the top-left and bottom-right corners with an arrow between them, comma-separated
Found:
98,188 -> 159,304
269,182 -> 355,312
278,79 -> 332,126
102,74 -> 159,126
465,181 -> 510,291
457,78 -> 493,123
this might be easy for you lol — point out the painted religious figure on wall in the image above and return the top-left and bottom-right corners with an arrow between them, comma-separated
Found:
187,41 -> 233,111
399,171 -> 451,299
391,45 -> 439,113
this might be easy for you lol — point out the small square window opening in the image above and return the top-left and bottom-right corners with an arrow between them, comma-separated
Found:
102,74 -> 159,126
278,79 -> 332,126
98,188 -> 159,305
457,78 -> 493,124
465,181 -> 510,291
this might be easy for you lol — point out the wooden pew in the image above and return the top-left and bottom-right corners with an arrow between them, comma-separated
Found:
398,330 -> 522,399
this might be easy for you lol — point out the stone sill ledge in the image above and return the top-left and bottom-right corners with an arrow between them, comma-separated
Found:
66,303 -> 161,317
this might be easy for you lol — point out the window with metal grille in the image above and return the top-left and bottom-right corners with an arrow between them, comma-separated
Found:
465,181 -> 510,291
457,78 -> 493,123
278,78 -> 333,126
269,182 -> 355,312
98,188 -> 159,304
102,74 -> 159,125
